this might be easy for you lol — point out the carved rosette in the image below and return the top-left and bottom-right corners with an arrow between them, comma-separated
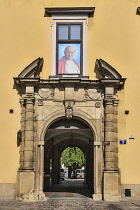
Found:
95,102 -> 101,108
38,88 -> 54,99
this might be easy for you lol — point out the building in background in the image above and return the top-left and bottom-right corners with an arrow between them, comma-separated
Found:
0,0 -> 140,201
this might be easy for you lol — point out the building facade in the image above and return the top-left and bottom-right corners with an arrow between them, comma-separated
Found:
0,0 -> 140,201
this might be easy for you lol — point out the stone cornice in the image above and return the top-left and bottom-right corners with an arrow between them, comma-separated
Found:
14,77 -> 126,93
100,78 -> 126,88
13,57 -> 126,95
44,7 -> 95,17
14,77 -> 40,83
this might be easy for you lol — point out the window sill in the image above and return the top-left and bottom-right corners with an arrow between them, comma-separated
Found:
49,75 -> 89,80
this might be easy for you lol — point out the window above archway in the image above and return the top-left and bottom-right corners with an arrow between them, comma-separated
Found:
45,7 -> 95,78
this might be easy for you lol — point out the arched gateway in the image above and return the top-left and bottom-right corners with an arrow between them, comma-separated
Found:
43,118 -> 96,192
14,58 -> 125,201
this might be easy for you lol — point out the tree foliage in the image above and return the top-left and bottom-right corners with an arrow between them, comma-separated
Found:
61,147 -> 85,172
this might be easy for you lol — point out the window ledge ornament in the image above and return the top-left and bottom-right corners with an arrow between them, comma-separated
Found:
45,7 -> 95,17
18,57 -> 44,78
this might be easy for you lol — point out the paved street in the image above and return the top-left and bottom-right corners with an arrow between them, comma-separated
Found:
0,199 -> 140,210
0,180 -> 140,209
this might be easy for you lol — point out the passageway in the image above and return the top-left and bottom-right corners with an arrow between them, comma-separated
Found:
45,179 -> 93,198
43,118 -> 95,198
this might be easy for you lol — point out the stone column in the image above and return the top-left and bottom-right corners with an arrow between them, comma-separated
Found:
93,141 -> 102,201
19,99 -> 25,169
16,98 -> 35,201
104,99 -> 115,170
38,144 -> 46,200
23,98 -> 34,170
103,98 -> 120,201
113,100 -> 119,170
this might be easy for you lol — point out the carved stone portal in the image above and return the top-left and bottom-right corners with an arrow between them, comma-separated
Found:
13,58 -> 126,201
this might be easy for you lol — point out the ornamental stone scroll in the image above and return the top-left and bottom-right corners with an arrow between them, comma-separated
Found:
38,88 -> 54,99
85,89 -> 102,100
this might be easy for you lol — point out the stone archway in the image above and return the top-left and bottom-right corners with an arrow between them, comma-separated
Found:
14,58 -> 125,201
43,118 -> 95,194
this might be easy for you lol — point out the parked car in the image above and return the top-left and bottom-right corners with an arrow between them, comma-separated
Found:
71,169 -> 84,179
60,168 -> 65,180
76,169 -> 84,179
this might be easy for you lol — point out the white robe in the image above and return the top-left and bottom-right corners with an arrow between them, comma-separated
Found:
65,60 -> 80,74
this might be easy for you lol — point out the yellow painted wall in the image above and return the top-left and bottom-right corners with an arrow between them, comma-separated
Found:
0,0 -> 140,184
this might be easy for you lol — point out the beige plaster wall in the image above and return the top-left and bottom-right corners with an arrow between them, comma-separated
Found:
0,0 -> 140,186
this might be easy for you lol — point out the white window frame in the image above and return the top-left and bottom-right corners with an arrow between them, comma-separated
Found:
51,15 -> 88,77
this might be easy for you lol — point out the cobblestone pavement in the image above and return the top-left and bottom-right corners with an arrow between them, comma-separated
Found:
0,199 -> 140,210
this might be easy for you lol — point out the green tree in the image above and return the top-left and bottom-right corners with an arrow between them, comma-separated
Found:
61,147 -> 85,177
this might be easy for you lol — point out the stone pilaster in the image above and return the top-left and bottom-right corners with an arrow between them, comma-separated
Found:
103,98 -> 120,201
16,98 -> 35,201
38,144 -> 46,200
23,98 -> 34,170
93,141 -> 102,201
19,99 -> 25,169
104,99 -> 115,170
113,100 -> 119,170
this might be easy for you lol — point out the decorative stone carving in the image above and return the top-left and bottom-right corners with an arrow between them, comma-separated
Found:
64,100 -> 75,120
26,93 -> 34,97
18,57 -> 43,78
96,59 -> 122,79
38,88 -> 54,99
85,89 -> 101,100
37,100 -> 43,106
13,57 -> 126,201
66,103 -> 73,120
19,99 -> 25,106
95,102 -> 101,108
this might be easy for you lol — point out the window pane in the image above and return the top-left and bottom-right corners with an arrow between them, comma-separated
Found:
70,25 -> 81,40
58,25 -> 68,40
